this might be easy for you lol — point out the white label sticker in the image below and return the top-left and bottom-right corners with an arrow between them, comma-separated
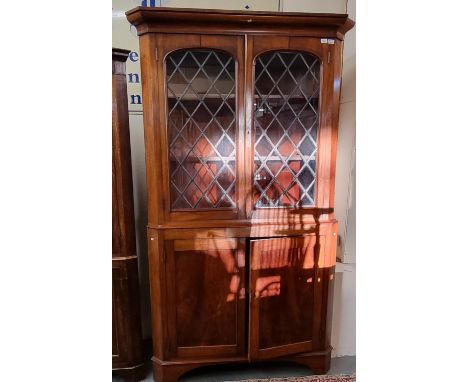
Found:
327,39 -> 335,45
321,38 -> 328,44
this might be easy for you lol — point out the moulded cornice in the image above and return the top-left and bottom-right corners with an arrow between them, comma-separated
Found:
126,7 -> 355,40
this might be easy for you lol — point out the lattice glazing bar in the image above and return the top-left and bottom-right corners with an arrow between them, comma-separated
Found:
166,50 -> 237,210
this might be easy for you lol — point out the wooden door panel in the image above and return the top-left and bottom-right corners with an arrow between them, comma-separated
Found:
249,235 -> 326,359
166,238 -> 246,358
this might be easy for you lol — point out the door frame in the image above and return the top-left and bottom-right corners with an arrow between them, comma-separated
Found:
244,35 -> 335,222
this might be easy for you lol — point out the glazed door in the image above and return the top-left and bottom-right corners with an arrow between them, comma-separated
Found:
249,236 -> 322,360
245,35 -> 334,218
165,238 -> 247,358
157,34 -> 245,222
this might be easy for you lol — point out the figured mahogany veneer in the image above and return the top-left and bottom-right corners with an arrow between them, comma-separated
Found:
126,7 -> 354,382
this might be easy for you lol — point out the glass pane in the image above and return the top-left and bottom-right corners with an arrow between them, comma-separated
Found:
166,50 -> 236,210
253,51 -> 320,208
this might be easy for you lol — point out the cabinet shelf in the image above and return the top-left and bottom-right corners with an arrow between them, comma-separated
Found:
167,94 -> 318,101
169,156 -> 314,163
254,94 -> 319,100
170,156 -> 235,162
255,155 -> 315,161
168,94 -> 235,100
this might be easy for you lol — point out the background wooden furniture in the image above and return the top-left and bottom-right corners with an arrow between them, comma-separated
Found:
112,48 -> 145,382
126,7 -> 354,382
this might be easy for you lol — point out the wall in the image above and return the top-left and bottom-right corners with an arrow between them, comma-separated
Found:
112,0 -> 356,356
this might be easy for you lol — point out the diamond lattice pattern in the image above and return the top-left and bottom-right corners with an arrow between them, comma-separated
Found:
253,51 -> 320,208
166,50 -> 236,209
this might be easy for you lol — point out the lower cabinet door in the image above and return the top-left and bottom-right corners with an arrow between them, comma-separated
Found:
165,238 -> 247,358
248,235 -> 327,360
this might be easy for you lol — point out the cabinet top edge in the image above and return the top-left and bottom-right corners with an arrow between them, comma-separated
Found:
112,47 -> 131,62
126,6 -> 355,38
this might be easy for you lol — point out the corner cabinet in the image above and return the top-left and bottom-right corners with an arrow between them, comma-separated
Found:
126,7 -> 354,381
112,48 -> 145,381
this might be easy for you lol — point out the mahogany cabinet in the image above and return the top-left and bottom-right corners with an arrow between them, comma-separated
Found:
126,7 -> 354,381
112,48 -> 145,381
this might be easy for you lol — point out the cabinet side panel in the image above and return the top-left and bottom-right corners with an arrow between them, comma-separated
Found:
147,229 -> 168,359
139,34 -> 164,225
328,40 -> 344,209
324,222 -> 338,348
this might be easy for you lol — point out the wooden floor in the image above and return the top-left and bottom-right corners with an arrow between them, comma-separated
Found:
112,356 -> 356,382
